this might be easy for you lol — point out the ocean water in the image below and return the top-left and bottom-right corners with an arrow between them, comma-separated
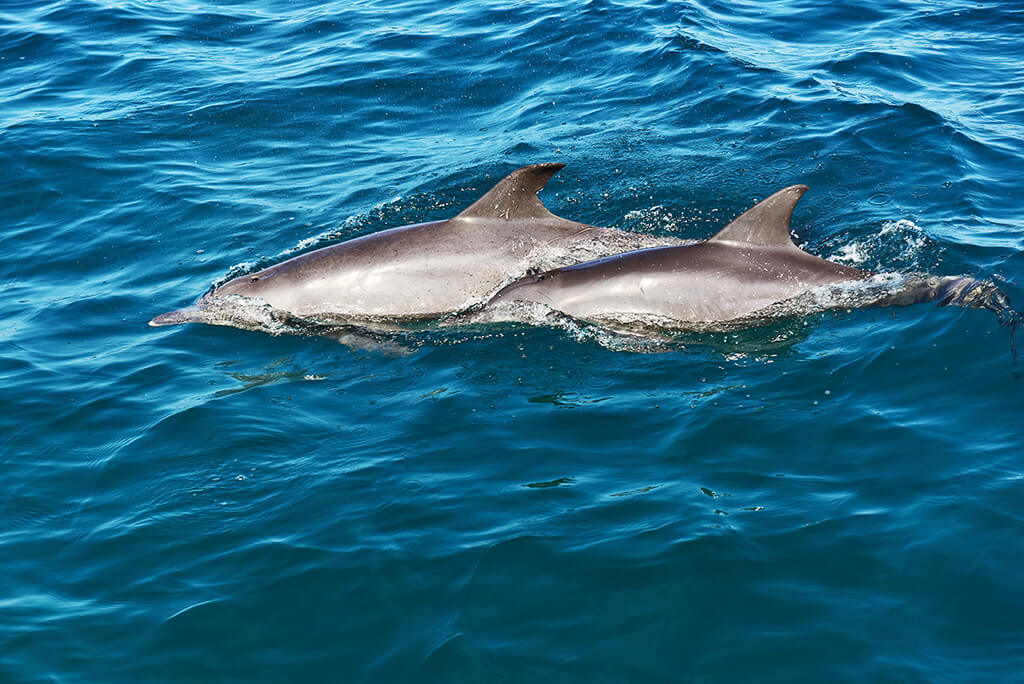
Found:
2,0 -> 1023,681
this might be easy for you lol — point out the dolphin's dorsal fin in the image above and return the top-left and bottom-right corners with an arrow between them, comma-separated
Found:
709,185 -> 809,248
456,163 -> 565,221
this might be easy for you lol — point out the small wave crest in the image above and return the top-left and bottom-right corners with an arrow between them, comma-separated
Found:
451,300 -> 683,353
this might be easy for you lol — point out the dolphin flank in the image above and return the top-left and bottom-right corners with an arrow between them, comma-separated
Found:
485,185 -> 1020,333
149,163 -> 681,331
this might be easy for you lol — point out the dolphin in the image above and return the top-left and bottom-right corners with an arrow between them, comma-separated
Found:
486,185 -> 1019,332
149,163 -> 680,330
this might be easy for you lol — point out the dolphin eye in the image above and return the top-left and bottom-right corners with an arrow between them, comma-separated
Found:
536,274 -> 546,281
250,276 -> 260,282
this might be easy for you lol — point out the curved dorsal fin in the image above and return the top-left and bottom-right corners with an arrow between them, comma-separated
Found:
456,163 -> 565,221
710,185 -> 809,248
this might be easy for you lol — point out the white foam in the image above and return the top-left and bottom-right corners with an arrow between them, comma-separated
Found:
832,243 -> 867,265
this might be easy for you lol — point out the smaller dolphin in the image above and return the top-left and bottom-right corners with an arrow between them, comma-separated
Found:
149,163 -> 679,332
487,185 -> 1019,333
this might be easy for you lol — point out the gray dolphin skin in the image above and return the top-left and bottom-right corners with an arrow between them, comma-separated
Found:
150,163 -> 677,329
486,185 -> 1018,329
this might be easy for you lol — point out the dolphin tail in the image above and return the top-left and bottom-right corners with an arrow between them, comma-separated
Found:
934,277 -> 1021,361
935,278 -> 1019,325
867,275 -> 1020,360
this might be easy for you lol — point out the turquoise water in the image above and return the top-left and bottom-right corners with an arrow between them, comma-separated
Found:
3,1 -> 1023,681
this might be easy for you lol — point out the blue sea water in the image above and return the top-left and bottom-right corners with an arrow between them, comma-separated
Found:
2,0 -> 1023,681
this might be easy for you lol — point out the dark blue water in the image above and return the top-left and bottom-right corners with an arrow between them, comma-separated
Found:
3,1 -> 1023,681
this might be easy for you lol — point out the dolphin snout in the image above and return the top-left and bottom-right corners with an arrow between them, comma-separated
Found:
148,305 -> 204,327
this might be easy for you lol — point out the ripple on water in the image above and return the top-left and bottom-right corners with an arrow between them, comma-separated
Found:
1,0 -> 1023,682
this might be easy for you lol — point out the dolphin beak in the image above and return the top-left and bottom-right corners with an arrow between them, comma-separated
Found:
148,305 -> 203,327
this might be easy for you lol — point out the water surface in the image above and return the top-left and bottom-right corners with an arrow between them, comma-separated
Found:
2,1 -> 1023,681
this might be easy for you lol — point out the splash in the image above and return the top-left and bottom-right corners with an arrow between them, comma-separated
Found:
826,219 -> 937,272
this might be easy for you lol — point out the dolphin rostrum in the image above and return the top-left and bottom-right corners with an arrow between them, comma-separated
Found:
150,164 -> 680,331
486,185 -> 1019,333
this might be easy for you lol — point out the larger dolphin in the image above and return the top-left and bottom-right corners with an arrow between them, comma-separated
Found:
486,185 -> 1018,330
150,164 -> 678,330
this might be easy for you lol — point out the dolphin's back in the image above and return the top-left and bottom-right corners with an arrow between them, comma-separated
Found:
150,164 -> 684,327
487,185 -> 872,325
492,241 -> 865,324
